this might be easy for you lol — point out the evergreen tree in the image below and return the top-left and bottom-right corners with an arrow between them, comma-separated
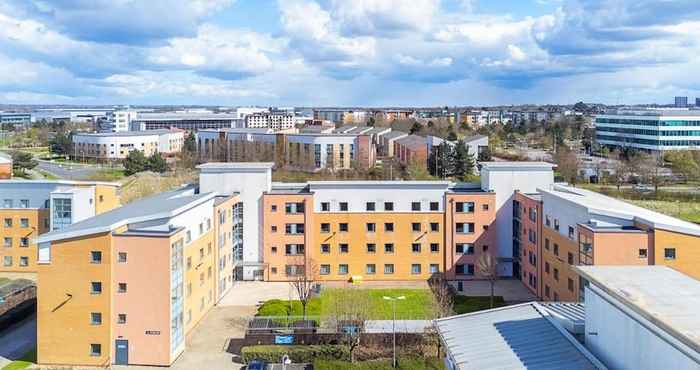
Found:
184,131 -> 197,153
452,140 -> 476,181
409,121 -> 422,134
428,142 -> 454,178
148,152 -> 168,173
447,130 -> 458,141
123,150 -> 148,176
49,131 -> 73,156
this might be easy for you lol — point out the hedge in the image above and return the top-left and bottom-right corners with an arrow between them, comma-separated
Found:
241,345 -> 349,363
314,357 -> 442,370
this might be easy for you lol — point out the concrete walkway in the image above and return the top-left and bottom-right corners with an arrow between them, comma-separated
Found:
218,282 -> 296,306
456,279 -> 537,302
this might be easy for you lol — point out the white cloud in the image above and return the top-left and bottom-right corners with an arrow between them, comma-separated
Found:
330,0 -> 440,36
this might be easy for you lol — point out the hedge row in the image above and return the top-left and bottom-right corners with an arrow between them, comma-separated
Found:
241,345 -> 349,363
314,357 -> 443,370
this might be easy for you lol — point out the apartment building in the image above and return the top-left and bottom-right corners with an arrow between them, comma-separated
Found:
0,153 -> 11,179
197,128 -> 376,172
379,131 -> 408,157
35,187 -> 240,367
244,112 -> 295,131
394,135 -> 428,166
0,180 -> 120,274
516,184 -> 700,302
72,129 -> 184,160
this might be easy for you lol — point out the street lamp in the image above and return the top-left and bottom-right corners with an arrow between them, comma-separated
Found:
382,295 -> 405,368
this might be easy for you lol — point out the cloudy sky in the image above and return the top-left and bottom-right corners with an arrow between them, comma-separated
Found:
1,0 -> 700,106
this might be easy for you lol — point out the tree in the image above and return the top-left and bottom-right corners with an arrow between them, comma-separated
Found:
452,141 -> 475,181
409,121 -> 422,134
49,131 -> 72,156
184,131 -> 197,153
367,116 -> 376,127
289,258 -> 318,319
665,150 -> 700,182
406,158 -> 434,180
123,150 -> 148,176
476,253 -> 498,308
447,130 -> 458,141
11,151 -> 37,176
477,146 -> 492,161
427,273 -> 454,358
148,152 -> 168,173
637,152 -> 667,194
554,145 -> 580,185
428,142 -> 453,178
329,288 -> 371,363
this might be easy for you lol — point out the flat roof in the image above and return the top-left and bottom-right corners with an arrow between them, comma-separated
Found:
37,187 -> 214,243
434,302 -> 605,370
541,184 -> 700,237
135,113 -> 238,121
73,129 -> 180,137
0,179 -> 119,187
197,162 -> 275,170
576,266 -> 700,356
597,109 -> 700,118
481,161 -> 556,170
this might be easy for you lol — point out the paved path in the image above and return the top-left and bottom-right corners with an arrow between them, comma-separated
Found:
218,282 -> 296,306
0,313 -> 36,367
456,279 -> 536,302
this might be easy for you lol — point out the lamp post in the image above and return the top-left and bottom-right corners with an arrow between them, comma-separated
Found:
382,295 -> 405,368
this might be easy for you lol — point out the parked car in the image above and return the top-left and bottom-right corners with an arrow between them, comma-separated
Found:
633,184 -> 653,193
246,359 -> 267,370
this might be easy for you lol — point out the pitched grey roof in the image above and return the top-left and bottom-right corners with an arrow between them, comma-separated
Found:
37,187 -> 214,243
434,302 -> 606,370
382,130 -> 408,140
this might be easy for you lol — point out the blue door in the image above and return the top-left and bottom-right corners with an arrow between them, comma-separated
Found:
115,340 -> 128,365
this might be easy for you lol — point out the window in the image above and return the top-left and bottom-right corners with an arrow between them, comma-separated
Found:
91,312 -> 102,325
429,264 -> 439,273
366,264 -> 376,274
412,202 -> 421,211
366,243 -> 376,253
118,314 -> 127,324
411,222 -> 421,232
271,204 -> 277,212
384,202 -> 394,211
430,222 -> 439,232
411,264 -> 421,274
568,278 -> 574,292
118,283 -> 127,293
384,243 -> 394,253
321,244 -> 330,254
3,237 -> 10,248
3,218 -> 11,227
639,249 -> 648,258
554,292 -> 559,301
568,226 -> 575,239
285,244 -> 305,255
20,218 -> 29,228
544,238 -> 550,250
91,251 -> 102,264
553,244 -> 559,256
90,344 -> 101,357
384,223 -> 394,232
545,216 -> 551,227
19,257 -> 28,267
321,223 -> 330,233
483,245 -> 489,252
545,262 -> 550,274
339,202 -> 348,211
455,202 -> 475,213
338,264 -> 349,275
271,267 -> 277,274
366,202 -> 375,211
285,202 -> 304,214
456,243 -> 474,255
199,223 -> 204,235
285,223 -> 305,235
19,199 -> 29,208
482,204 -> 489,211
199,248 -> 204,259
3,199 -> 12,208
456,264 -> 473,275
339,223 -> 349,232
411,243 -> 421,253
91,282 -> 102,294
430,202 -> 439,211
186,231 -> 192,243
384,264 -> 394,274
320,264 -> 330,275
553,268 -> 559,281
554,219 -> 560,231
366,223 -> 376,232
339,244 -> 349,253
430,243 -> 439,253
545,285 -> 551,298
665,248 -> 676,260
567,252 -> 574,265
321,202 -> 330,212
19,237 -> 28,247
271,225 -> 278,233
455,223 -> 475,234
271,246 -> 277,254
3,256 -> 11,266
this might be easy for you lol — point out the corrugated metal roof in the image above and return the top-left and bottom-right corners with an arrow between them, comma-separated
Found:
434,302 -> 606,370
541,302 -> 585,334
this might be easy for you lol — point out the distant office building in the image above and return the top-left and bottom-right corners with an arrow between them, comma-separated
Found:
314,109 -> 368,124
131,112 -> 239,131
696,98 -> 700,107
244,112 -> 295,130
675,96 -> 688,108
234,107 -> 268,120
72,129 -> 185,160
0,113 -> 31,127
595,109 -> 700,151
102,109 -> 140,132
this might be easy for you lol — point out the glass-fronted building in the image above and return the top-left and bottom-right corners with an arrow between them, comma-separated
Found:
595,109 -> 700,151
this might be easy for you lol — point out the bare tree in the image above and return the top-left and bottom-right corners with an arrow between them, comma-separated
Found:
428,273 -> 454,319
554,145 -> 580,185
477,253 -> 498,309
289,257 -> 318,319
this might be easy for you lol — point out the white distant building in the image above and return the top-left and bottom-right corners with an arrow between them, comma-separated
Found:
72,129 -> 185,160
108,109 -> 140,132
595,109 -> 700,151
234,107 -> 268,120
245,112 -> 295,131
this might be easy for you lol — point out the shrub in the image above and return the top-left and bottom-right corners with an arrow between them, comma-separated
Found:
314,357 -> 442,370
241,345 -> 349,363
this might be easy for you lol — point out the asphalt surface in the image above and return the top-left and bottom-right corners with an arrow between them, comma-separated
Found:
0,313 -> 36,367
36,160 -> 104,180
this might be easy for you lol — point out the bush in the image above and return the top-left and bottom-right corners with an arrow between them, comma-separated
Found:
241,345 -> 349,364
314,357 -> 442,370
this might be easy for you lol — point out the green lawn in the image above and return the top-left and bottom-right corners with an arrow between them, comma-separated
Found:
0,277 -> 9,287
2,348 -> 36,370
314,357 -> 442,370
256,288 -> 506,319
86,168 -> 126,181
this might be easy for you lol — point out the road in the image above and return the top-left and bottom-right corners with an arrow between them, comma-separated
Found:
36,159 -> 104,180
0,313 -> 36,368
